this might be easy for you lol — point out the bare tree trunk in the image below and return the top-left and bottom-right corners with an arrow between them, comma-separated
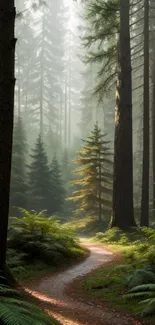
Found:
98,152 -> 102,221
59,89 -> 63,143
68,33 -> 71,148
0,0 -> 16,271
17,44 -> 21,117
151,59 -> 155,219
40,16 -> 45,139
111,0 -> 136,230
64,72 -> 67,148
140,0 -> 149,227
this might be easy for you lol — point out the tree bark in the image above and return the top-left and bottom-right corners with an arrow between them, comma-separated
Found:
40,16 -> 45,139
17,45 -> 21,117
64,72 -> 68,148
98,151 -> 102,221
152,60 -> 155,219
0,0 -> 16,271
111,0 -> 136,230
140,0 -> 149,227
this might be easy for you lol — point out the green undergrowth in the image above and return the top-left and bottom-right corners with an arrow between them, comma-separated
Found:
64,217 -> 108,236
93,227 -> 155,269
0,282 -> 60,325
78,227 -> 155,323
7,209 -> 87,281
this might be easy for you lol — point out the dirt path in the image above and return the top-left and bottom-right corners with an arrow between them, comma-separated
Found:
25,239 -> 142,325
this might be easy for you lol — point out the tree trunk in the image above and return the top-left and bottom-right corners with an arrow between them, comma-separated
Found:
68,32 -> 71,148
0,0 -> 16,271
40,16 -> 45,139
111,0 -> 136,230
140,0 -> 149,227
152,60 -> 155,219
98,151 -> 102,221
64,72 -> 67,148
17,44 -> 21,117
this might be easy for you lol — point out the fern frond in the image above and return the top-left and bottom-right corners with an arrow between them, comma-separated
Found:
125,291 -> 154,299
128,284 -> 155,293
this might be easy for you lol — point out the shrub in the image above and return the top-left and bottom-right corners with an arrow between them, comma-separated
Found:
7,209 -> 85,275
0,282 -> 59,325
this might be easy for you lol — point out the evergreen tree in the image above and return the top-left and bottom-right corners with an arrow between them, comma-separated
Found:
9,117 -> 27,215
69,124 -> 113,221
50,156 -> 65,214
27,135 -> 53,214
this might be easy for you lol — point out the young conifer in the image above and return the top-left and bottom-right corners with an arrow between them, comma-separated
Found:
68,123 -> 113,221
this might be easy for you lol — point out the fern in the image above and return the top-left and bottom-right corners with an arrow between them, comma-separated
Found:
0,284 -> 59,325
125,283 -> 155,316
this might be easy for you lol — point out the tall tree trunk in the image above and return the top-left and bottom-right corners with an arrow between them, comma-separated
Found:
98,152 -> 102,221
152,60 -> 155,219
40,16 -> 45,139
17,44 -> 21,117
111,0 -> 136,230
140,0 -> 149,227
64,72 -> 67,148
0,0 -> 16,271
59,89 -> 63,144
68,32 -> 71,148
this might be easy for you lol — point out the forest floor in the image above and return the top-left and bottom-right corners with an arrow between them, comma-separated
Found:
24,238 -> 148,325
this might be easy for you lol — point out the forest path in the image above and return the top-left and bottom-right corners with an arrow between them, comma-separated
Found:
25,238 -> 142,325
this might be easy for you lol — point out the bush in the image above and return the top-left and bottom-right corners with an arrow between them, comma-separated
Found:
7,209 -> 86,278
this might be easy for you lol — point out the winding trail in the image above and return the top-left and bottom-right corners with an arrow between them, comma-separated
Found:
25,239 -> 142,325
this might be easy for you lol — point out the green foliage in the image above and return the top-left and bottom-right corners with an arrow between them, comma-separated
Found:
27,136 -> 53,214
50,156 -> 65,214
9,117 -> 28,215
82,0 -> 119,96
0,283 -> 59,325
68,123 -> 113,221
7,209 -> 86,280
127,269 -> 155,290
125,284 -> 155,316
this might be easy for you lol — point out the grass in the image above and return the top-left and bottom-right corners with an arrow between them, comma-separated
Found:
72,260 -> 155,324
69,227 -> 155,324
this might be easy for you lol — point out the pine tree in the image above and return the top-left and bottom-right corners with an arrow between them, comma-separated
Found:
9,117 -> 27,215
50,156 -> 65,214
28,0 -> 67,138
27,135 -> 53,214
69,124 -> 113,221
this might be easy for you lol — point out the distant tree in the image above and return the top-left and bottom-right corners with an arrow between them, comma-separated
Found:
0,0 -> 16,272
28,0 -> 67,138
68,124 -> 113,221
9,117 -> 27,215
27,135 -> 52,214
50,156 -> 65,214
